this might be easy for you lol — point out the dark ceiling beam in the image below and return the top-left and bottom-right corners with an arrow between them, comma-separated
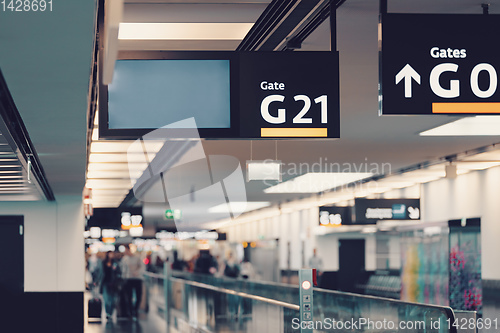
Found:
236,0 -> 299,51
0,70 -> 55,201
284,0 -> 347,51
237,0 -> 348,52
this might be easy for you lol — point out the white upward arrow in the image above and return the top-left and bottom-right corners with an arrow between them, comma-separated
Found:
395,64 -> 421,98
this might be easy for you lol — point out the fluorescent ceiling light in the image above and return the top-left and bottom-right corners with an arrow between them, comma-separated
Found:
373,179 -> 416,189
90,141 -> 132,153
92,128 -> 99,141
85,179 -> 133,189
87,170 -> 142,179
91,189 -> 130,196
89,153 -> 151,163
208,201 -> 271,214
118,23 -> 254,40
88,162 -> 148,172
90,141 -> 164,154
462,150 -> 500,161
384,169 -> 444,184
92,194 -> 128,199
395,175 -> 441,183
457,161 -> 500,170
264,172 -> 373,194
420,116 -> 500,136
92,199 -> 124,202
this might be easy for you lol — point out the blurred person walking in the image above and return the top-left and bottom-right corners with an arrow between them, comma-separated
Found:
240,258 -> 255,280
194,250 -> 218,275
101,251 -> 122,319
121,244 -> 145,320
223,252 -> 240,278
308,248 -> 324,286
215,255 -> 225,277
88,252 -> 103,291
171,251 -> 187,271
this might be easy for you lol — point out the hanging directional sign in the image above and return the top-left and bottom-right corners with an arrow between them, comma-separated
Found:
239,52 -> 340,138
101,51 -> 340,139
380,13 -> 500,115
354,198 -> 420,223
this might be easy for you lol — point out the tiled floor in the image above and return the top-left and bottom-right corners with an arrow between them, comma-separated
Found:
83,291 -> 166,333
481,293 -> 500,333
85,312 -> 166,333
82,288 -> 500,333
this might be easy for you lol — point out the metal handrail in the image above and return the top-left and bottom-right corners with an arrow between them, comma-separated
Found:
167,271 -> 456,316
173,270 -> 300,289
313,286 -> 456,314
144,271 -> 164,279
169,276 -> 300,311
145,270 -> 458,333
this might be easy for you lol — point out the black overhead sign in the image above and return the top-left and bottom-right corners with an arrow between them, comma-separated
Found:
87,207 -> 143,229
354,198 -> 420,223
100,51 -> 340,139
380,14 -> 500,115
319,206 -> 352,227
239,52 -> 339,139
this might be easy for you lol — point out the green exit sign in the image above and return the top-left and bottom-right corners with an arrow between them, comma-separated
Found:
165,209 -> 182,220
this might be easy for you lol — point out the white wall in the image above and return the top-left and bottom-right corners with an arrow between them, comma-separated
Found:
422,166 -> 500,280
315,234 -> 339,270
0,195 -> 85,292
316,233 -> 376,271
222,166 -> 500,279
221,205 -> 378,272
388,236 -> 401,270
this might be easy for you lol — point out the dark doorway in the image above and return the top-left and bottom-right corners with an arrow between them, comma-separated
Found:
0,216 -> 24,328
338,239 -> 365,293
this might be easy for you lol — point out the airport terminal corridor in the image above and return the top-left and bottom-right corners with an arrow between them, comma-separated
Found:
2,0 -> 500,332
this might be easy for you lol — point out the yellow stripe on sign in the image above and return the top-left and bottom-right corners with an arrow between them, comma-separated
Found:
261,128 -> 328,137
432,102 -> 500,114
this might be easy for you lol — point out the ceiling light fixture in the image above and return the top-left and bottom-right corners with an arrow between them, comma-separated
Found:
208,201 -> 271,214
118,23 -> 254,40
420,116 -> 500,136
264,172 -> 373,194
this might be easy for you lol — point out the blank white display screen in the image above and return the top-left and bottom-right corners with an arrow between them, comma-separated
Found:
108,59 -> 231,129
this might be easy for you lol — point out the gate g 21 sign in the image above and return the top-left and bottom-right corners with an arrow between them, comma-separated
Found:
380,14 -> 500,115
239,52 -> 339,138
101,51 -> 339,139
